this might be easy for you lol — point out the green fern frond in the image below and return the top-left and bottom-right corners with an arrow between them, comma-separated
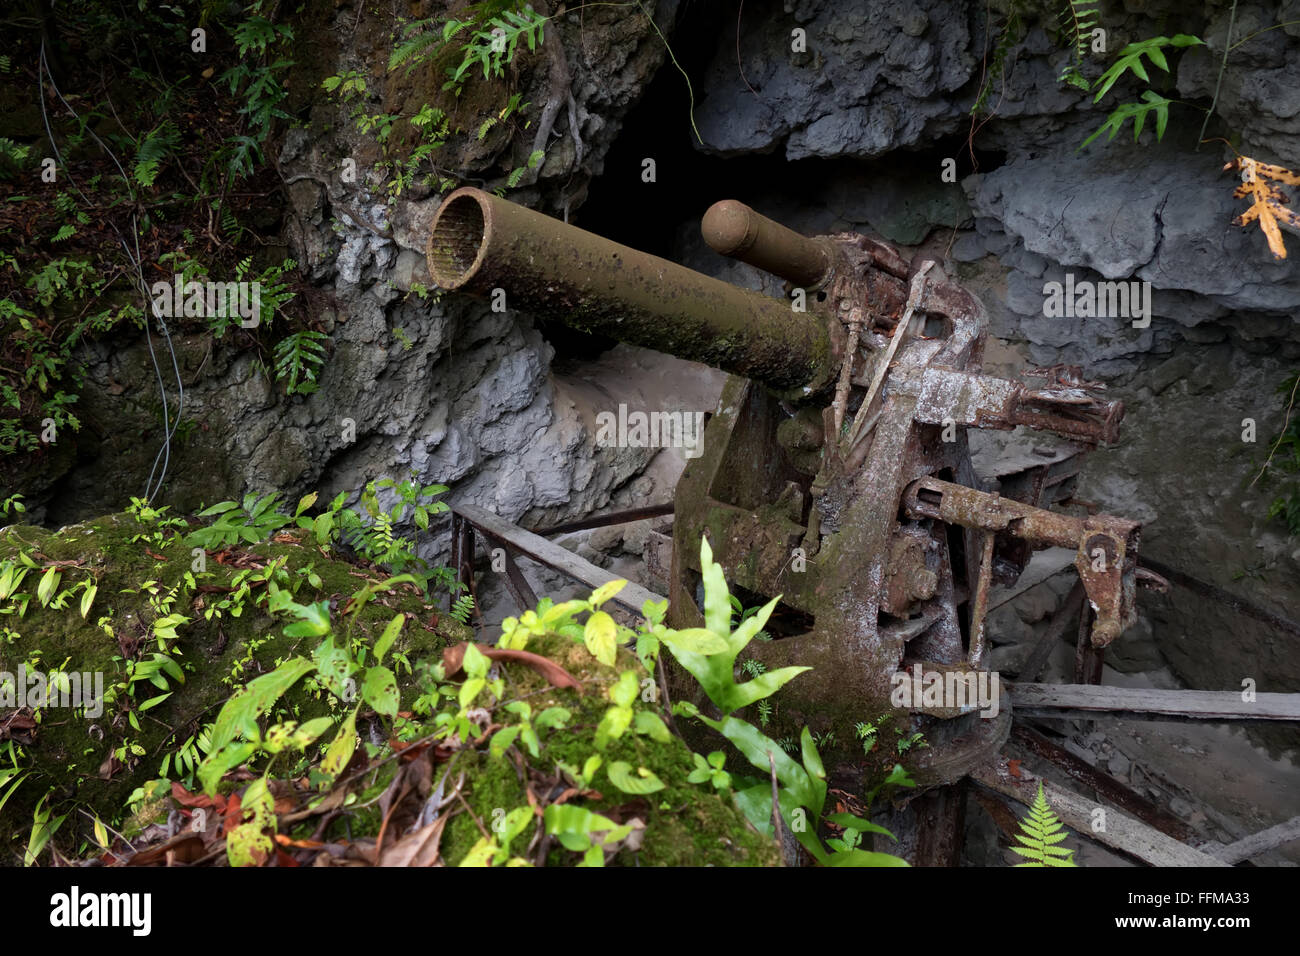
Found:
1059,0 -> 1100,65
1080,90 -> 1171,149
971,0 -> 1025,115
1012,781 -> 1077,867
133,121 -> 180,188
273,330 -> 330,396
450,592 -> 475,624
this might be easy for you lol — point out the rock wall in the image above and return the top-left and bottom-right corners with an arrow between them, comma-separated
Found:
30,0 -> 688,554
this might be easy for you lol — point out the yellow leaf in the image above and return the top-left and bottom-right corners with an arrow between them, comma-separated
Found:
1226,156 -> 1300,260
588,580 -> 626,608
583,611 -> 618,666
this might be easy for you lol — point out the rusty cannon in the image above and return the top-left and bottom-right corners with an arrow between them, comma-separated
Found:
427,186 -> 1153,854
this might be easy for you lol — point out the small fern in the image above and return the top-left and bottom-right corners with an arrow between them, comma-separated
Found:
1011,781 -> 1077,867
450,592 -> 475,624
133,121 -> 180,188
1057,0 -> 1100,90
273,330 -> 329,396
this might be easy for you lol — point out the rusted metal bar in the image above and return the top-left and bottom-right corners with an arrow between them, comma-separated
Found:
968,532 -> 995,670
1010,725 -> 1197,843
1008,683 -> 1300,722
913,368 -> 1124,445
536,502 -> 674,537
497,545 -> 540,612
450,512 -> 474,600
1016,579 -> 1084,682
901,476 -> 1139,648
1073,602 -> 1104,685
427,188 -> 834,395
701,199 -> 837,289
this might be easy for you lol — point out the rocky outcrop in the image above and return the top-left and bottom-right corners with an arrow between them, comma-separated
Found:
34,1 -> 686,561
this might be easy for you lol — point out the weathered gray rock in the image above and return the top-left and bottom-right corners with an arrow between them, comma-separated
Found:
694,0 -> 975,159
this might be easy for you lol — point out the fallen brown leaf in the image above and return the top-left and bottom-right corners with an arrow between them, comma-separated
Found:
442,643 -> 581,691
376,815 -> 449,867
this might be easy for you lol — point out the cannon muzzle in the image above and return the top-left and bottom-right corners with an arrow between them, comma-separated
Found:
427,187 -> 834,394
701,199 -> 836,289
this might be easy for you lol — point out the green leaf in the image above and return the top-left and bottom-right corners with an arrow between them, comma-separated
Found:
312,637 -> 355,699
594,704 -> 632,750
197,742 -> 257,795
607,761 -> 665,794
657,627 -> 728,655
138,692 -> 172,711
583,611 -> 618,666
458,835 -> 500,867
718,665 -> 812,714
79,583 -> 96,618
535,706 -> 571,730
825,812 -> 897,840
361,665 -> 399,719
294,717 -> 335,747
489,725 -> 522,759
36,567 -> 59,607
826,848 -> 910,867
543,804 -> 632,848
282,599 -> 331,637
209,656 -> 315,756
633,710 -> 672,742
374,613 -> 404,665
699,538 -> 731,634
609,670 -> 638,708
25,796 -> 67,866
319,706 -> 359,784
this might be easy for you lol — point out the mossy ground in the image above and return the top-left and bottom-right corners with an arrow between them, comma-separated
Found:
1,515 -> 776,866
0,512 -> 469,860
430,634 -> 778,867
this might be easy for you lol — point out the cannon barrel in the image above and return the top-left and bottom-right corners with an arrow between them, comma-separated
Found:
701,199 -> 836,289
426,187 -> 834,394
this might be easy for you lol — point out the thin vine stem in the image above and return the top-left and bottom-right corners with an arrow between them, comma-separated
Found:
1196,0 -> 1236,149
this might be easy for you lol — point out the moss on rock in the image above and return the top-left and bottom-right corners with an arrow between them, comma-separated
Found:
0,512 -> 469,858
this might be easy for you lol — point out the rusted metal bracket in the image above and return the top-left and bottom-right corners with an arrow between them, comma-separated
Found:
901,476 -> 1139,648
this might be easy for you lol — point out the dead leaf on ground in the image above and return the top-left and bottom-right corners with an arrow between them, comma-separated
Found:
376,814 -> 449,867
442,643 -> 581,691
